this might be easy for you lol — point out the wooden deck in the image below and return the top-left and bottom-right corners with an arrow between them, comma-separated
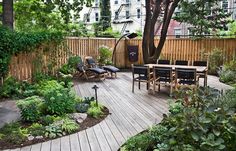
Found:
2,72 -> 232,151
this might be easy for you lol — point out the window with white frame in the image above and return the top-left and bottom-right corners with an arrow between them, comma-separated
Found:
222,0 -> 228,13
85,14 -> 90,22
95,0 -> 99,7
137,9 -> 141,18
174,29 -> 181,38
115,11 -> 119,19
126,11 -> 130,19
95,12 -> 99,21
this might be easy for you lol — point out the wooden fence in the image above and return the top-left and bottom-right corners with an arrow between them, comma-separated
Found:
9,37 -> 236,81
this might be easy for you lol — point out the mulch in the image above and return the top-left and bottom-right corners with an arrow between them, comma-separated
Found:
0,107 -> 110,150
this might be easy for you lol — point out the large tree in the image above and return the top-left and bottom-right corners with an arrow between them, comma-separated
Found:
174,0 -> 231,37
142,0 -> 180,63
2,0 -> 13,29
1,0 -> 92,30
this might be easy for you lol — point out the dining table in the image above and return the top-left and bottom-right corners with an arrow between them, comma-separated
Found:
145,64 -> 208,87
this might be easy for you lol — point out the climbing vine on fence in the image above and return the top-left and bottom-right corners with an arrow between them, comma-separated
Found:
0,26 -> 64,79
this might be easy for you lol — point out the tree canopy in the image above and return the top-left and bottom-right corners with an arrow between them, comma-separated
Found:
174,0 -> 232,37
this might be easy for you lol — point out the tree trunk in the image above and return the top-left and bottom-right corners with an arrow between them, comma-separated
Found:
2,0 -> 14,30
142,0 -> 180,64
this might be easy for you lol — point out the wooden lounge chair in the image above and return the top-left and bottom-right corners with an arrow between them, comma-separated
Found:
76,58 -> 107,80
85,56 -> 120,78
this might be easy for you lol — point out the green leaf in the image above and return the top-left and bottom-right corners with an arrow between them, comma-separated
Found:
191,132 -> 199,141
213,129 -> 220,136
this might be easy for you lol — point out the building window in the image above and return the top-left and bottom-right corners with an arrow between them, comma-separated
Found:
137,0 -> 140,1
137,9 -> 141,18
95,0 -> 99,7
115,0 -> 118,4
174,29 -> 181,38
222,0 -> 228,13
126,0 -> 130,4
85,14 -> 90,22
126,11 -> 130,19
115,11 -> 119,19
95,13 -> 99,21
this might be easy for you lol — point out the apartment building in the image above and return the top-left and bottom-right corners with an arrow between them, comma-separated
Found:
79,0 -> 146,34
79,0 -> 236,37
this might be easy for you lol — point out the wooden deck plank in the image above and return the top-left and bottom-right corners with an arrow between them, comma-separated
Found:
60,136 -> 70,151
10,148 -> 20,151
50,138 -> 60,151
86,127 -> 101,151
93,125 -> 111,151
10,149 -> 20,151
78,130 -> 91,151
20,146 -> 31,151
40,141 -> 51,151
100,121 -> 120,151
30,143 -> 41,151
104,117 -> 125,146
69,133 -> 81,151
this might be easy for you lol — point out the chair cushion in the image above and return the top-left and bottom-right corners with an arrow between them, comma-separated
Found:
103,65 -> 120,72
134,75 -> 148,80
178,79 -> 196,85
89,68 -> 107,74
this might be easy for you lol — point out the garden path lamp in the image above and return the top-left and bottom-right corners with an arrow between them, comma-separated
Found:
112,32 -> 138,66
92,85 -> 99,106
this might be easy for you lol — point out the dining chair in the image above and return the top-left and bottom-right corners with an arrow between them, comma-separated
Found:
132,64 -> 152,93
175,68 -> 199,90
157,59 -> 171,65
175,60 -> 189,66
193,61 -> 208,86
153,67 -> 175,96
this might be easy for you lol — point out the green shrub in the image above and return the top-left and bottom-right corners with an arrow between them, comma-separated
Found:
0,76 -> 20,98
45,124 -> 63,138
121,87 -> 236,151
97,46 -> 112,65
0,122 -> 28,144
28,123 -> 45,136
36,80 -> 64,96
44,116 -> 79,138
208,48 -> 224,75
44,87 -> 76,115
40,115 -> 57,126
59,56 -> 81,74
61,118 -> 79,133
219,60 -> 236,84
87,101 -> 103,118
17,96 -> 44,122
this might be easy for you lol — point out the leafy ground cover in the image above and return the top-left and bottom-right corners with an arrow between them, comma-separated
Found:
0,58 -> 109,150
219,60 -> 236,86
120,87 -> 236,151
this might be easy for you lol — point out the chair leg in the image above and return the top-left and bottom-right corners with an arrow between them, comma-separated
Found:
146,83 -> 149,90
158,84 -> 160,91
170,85 -> 173,97
132,80 -> 134,93
139,81 -> 141,89
204,76 -> 207,87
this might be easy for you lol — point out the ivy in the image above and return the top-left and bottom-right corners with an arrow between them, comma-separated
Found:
0,26 -> 64,79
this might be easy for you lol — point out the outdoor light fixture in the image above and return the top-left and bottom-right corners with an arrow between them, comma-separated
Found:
92,85 -> 99,106
112,32 -> 138,66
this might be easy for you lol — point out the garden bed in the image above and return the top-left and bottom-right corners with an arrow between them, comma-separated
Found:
0,106 -> 109,150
